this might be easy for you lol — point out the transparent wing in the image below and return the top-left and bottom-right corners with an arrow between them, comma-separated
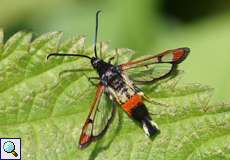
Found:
79,84 -> 116,149
119,48 -> 190,84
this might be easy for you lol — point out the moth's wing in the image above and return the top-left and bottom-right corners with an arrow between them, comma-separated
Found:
79,84 -> 116,149
119,48 -> 190,84
103,48 -> 135,65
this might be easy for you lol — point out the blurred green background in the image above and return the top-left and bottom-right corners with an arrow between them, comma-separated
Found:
1,0 -> 230,101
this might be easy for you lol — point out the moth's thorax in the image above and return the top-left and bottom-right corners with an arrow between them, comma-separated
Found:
91,57 -> 139,104
91,57 -> 112,77
100,66 -> 117,83
107,73 -> 137,104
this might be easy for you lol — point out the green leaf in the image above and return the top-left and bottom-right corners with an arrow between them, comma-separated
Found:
0,31 -> 229,160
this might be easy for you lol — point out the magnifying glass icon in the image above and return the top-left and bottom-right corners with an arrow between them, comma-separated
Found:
3,141 -> 18,157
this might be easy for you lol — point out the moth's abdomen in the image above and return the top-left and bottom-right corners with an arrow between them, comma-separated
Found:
122,95 -> 159,136
122,94 -> 142,116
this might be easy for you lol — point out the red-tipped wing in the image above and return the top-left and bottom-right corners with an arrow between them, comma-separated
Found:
79,84 -> 116,149
119,48 -> 190,84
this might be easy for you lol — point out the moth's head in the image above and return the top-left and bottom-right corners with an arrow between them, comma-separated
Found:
91,57 -> 102,69
91,57 -> 110,77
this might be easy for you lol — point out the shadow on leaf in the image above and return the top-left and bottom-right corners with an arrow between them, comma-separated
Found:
88,108 -> 124,160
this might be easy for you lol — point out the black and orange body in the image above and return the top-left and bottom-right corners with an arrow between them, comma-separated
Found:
122,94 -> 142,116
122,95 -> 158,135
91,58 -> 160,136
47,10 -> 190,149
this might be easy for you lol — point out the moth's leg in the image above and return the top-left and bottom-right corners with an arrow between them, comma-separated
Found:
107,87 -> 121,105
133,85 -> 169,107
99,42 -> 104,59
82,73 -> 100,86
58,69 -> 99,86
87,77 -> 100,86
99,41 -> 109,60
108,56 -> 115,64
108,48 -> 119,64
88,77 -> 100,80
114,48 -> 119,65
48,69 -> 86,91
88,77 -> 100,85
143,94 -> 169,107
58,69 -> 85,78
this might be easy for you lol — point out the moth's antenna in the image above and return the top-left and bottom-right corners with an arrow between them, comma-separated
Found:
94,10 -> 101,58
47,53 -> 92,60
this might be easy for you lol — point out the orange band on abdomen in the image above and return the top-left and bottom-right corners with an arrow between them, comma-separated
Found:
122,95 -> 142,116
